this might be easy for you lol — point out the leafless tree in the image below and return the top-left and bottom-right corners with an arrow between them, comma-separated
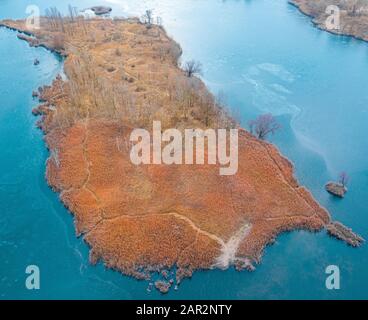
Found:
339,172 -> 350,187
142,10 -> 154,28
68,4 -> 76,22
183,60 -> 202,77
156,16 -> 163,26
248,113 -> 281,140
45,7 -> 66,32
45,7 -> 58,30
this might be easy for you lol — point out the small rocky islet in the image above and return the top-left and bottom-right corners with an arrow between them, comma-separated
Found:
325,182 -> 348,198
90,6 -> 112,16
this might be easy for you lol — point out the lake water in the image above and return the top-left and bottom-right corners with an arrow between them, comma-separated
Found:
0,0 -> 367,299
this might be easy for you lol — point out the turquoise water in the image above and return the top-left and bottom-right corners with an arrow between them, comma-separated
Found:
0,0 -> 367,299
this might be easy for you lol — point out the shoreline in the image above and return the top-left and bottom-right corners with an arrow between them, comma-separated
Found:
0,21 -> 67,56
289,0 -> 368,43
1,15 -> 364,293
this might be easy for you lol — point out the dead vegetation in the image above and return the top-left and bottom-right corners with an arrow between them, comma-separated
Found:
294,0 -> 368,17
4,7 -> 237,132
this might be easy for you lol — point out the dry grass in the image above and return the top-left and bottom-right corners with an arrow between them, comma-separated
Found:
2,15 -> 236,132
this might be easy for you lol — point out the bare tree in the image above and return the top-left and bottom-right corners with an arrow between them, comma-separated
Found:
68,4 -> 75,22
156,16 -> 163,26
142,10 -> 154,28
248,113 -> 281,140
45,7 -> 66,32
57,10 -> 65,33
339,172 -> 350,187
183,60 -> 202,77
45,7 -> 59,30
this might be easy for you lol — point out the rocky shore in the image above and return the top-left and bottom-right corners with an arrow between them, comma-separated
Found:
326,182 -> 348,198
90,6 -> 112,16
1,13 -> 364,293
0,22 -> 67,56
290,0 -> 368,42
325,182 -> 347,198
327,222 -> 365,247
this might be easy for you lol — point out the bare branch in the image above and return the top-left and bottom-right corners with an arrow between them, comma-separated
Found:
248,113 -> 281,140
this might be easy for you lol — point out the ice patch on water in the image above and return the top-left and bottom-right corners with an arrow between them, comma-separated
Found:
241,62 -> 300,117
247,65 -> 261,77
242,62 -> 333,184
257,62 -> 295,83
271,83 -> 292,95
243,76 -> 300,116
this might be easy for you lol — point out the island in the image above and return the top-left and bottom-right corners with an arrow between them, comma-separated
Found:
325,182 -> 347,198
290,0 -> 368,42
90,6 -> 112,16
0,10 -> 364,293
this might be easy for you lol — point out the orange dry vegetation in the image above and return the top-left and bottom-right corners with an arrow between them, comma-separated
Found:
1,17 -> 336,284
46,119 -> 330,281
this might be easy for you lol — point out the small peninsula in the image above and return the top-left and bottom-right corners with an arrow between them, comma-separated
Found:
290,0 -> 368,41
0,10 -> 364,293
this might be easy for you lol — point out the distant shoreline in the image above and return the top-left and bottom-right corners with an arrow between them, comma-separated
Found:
290,0 -> 368,43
